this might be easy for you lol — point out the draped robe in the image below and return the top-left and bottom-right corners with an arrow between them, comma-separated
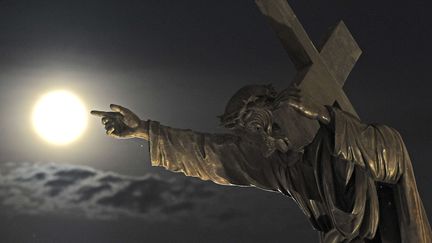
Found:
147,107 -> 431,243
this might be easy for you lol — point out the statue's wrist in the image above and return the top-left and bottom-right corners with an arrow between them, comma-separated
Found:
133,120 -> 150,140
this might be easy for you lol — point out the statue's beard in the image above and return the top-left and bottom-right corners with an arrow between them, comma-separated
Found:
260,132 -> 291,158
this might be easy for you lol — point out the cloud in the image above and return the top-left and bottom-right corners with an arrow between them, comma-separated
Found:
0,161 -> 222,220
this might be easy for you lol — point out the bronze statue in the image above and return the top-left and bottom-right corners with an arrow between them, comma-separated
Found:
91,1 -> 432,242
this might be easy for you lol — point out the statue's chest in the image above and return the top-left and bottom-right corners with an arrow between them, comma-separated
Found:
262,151 -> 322,202
284,159 -> 322,201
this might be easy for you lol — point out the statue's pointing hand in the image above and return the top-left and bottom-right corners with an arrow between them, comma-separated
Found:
283,86 -> 331,125
91,104 -> 149,140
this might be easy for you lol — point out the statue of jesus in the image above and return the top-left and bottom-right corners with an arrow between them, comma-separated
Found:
91,84 -> 431,243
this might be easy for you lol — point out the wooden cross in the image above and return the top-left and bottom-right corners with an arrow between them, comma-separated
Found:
255,0 -> 362,148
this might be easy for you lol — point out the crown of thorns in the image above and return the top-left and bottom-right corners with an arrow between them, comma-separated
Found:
218,85 -> 278,129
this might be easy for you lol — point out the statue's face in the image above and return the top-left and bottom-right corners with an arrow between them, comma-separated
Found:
239,107 -> 290,157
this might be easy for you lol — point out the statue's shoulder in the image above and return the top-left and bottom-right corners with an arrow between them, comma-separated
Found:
208,133 -> 240,146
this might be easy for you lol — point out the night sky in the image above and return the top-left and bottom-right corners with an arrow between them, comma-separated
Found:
0,0 -> 431,242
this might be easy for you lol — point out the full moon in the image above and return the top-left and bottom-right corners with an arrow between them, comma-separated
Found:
32,90 -> 88,145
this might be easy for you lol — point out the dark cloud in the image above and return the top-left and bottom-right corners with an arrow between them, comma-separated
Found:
0,162 -> 312,243
0,161 -> 223,221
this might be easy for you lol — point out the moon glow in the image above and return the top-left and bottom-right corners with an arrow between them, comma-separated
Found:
32,90 -> 88,145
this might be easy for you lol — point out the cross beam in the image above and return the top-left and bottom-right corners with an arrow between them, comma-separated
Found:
255,0 -> 361,147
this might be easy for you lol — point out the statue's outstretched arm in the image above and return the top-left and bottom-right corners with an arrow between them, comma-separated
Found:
91,104 -> 274,189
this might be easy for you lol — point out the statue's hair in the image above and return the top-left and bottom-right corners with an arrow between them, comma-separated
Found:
218,84 -> 278,129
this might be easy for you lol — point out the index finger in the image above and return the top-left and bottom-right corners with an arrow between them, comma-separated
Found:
110,104 -> 132,116
90,110 -> 120,118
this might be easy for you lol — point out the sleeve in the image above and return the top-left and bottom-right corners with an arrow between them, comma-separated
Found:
327,108 -> 432,241
329,107 -> 405,184
147,120 -> 268,187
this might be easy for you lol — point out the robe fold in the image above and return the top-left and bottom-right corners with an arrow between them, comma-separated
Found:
147,107 -> 431,243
